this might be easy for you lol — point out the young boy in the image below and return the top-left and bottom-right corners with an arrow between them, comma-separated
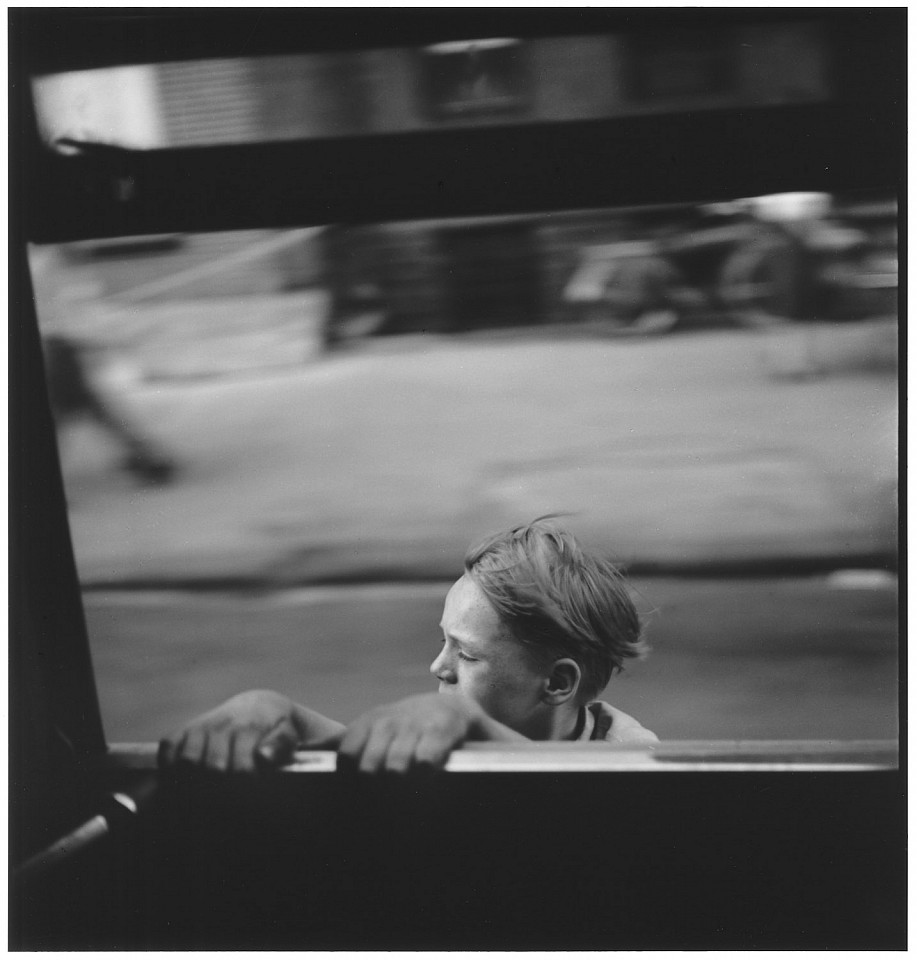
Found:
159,519 -> 657,774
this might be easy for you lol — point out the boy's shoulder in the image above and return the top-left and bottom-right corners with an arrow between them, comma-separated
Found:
580,700 -> 659,745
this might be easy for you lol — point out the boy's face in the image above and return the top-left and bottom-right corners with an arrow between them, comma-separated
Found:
431,574 -> 549,737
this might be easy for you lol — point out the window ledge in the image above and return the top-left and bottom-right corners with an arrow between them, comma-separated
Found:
106,739 -> 898,774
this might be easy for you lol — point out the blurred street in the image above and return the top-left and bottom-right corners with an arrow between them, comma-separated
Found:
50,315 -> 898,745
60,319 -> 897,586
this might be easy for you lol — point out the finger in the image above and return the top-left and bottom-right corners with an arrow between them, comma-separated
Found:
178,728 -> 208,767
230,729 -> 262,774
356,724 -> 396,774
203,730 -> 232,772
255,718 -> 299,769
338,720 -> 372,769
384,731 -> 422,774
413,731 -> 454,771
158,734 -> 180,769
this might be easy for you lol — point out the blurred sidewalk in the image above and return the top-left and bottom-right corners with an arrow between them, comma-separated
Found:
59,319 -> 898,587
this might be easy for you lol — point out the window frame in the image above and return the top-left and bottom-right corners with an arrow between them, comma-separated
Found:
11,4 -> 904,776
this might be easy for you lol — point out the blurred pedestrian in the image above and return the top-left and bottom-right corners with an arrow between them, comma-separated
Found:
43,334 -> 176,484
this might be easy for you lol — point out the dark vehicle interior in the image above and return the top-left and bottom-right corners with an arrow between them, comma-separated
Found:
11,9 -> 903,950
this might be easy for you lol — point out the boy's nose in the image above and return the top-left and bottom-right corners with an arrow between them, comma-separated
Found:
430,650 -> 456,683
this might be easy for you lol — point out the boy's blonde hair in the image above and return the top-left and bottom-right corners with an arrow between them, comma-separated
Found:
464,518 -> 645,701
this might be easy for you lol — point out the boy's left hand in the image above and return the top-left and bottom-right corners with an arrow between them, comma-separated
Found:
338,693 -> 483,773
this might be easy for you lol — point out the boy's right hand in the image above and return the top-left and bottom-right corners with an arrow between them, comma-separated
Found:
158,690 -> 317,774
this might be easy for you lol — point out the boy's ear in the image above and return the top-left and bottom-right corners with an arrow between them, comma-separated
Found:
542,658 -> 582,705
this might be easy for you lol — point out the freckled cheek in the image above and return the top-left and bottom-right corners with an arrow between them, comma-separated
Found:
468,669 -> 529,711
458,665 -> 500,702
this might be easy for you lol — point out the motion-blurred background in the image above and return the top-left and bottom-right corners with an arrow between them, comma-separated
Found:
28,22 -> 898,743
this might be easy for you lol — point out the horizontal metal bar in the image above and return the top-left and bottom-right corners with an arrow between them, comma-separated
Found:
26,105 -> 902,243
107,740 -> 898,774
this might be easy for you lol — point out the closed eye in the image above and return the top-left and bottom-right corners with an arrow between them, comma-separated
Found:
458,651 -> 478,662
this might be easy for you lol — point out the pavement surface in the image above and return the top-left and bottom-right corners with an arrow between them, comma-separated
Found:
59,318 -> 898,586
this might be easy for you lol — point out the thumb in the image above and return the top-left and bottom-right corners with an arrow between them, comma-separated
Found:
255,718 -> 300,767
